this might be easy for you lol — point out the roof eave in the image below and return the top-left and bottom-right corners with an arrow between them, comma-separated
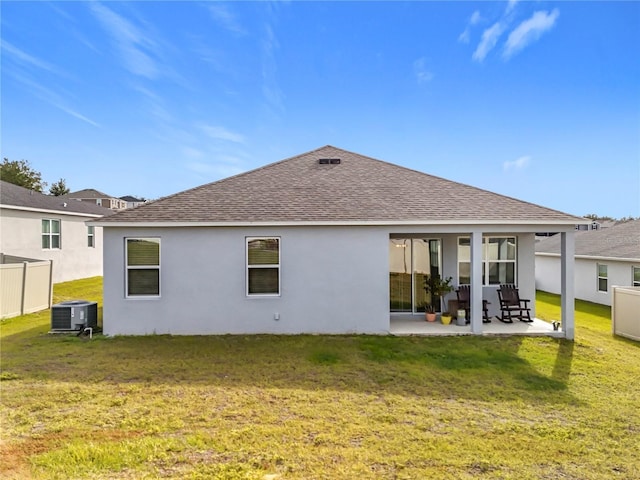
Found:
90,219 -> 585,228
1,204 -> 106,218
535,252 -> 640,263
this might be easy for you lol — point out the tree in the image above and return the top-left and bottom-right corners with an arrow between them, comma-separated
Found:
0,158 -> 46,192
49,178 -> 70,196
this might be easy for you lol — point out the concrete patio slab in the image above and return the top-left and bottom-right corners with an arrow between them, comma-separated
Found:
390,314 -> 563,337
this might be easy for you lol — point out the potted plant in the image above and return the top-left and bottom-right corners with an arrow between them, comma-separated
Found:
440,311 -> 453,325
424,304 -> 437,322
423,275 -> 454,321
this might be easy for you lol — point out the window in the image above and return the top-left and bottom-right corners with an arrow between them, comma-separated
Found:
42,219 -> 61,249
634,266 -> 640,287
457,237 -> 472,285
597,264 -> 608,293
486,237 -> 516,285
126,238 -> 160,297
88,226 -> 95,247
457,236 -> 517,285
247,237 -> 280,295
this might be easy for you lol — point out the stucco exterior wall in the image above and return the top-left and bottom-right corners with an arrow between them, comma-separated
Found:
103,226 -> 391,335
103,226 -> 542,335
0,208 -> 103,283
535,254 -> 639,306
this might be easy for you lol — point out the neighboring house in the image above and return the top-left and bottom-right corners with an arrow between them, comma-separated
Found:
92,145 -> 586,338
576,221 -> 604,231
64,189 -> 127,210
0,181 -> 112,283
536,219 -> 640,306
120,195 -> 146,209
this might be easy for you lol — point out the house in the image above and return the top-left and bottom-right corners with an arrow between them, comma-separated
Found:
120,195 -> 146,209
576,221 -> 601,231
92,145 -> 586,338
63,189 -> 127,210
536,219 -> 640,306
0,180 -> 112,283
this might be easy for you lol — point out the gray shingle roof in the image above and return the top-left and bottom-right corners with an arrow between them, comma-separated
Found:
1,181 -> 113,216
63,188 -> 114,199
97,145 -> 585,225
536,220 -> 640,260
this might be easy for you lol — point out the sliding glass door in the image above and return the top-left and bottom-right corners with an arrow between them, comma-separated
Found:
389,239 -> 411,312
389,238 -> 442,313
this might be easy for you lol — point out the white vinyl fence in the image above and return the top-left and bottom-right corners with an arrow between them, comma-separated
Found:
611,286 -> 640,342
0,254 -> 53,319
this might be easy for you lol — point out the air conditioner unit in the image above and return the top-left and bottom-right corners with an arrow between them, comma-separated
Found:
51,300 -> 98,331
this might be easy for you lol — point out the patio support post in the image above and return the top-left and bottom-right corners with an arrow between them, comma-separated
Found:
470,230 -> 484,334
560,231 -> 575,340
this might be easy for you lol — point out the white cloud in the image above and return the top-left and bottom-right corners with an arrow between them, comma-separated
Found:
505,0 -> 519,15
199,124 -> 245,144
89,2 -> 160,79
7,71 -> 99,127
2,39 -> 98,126
2,41 -> 53,71
1,40 -> 67,77
182,147 -> 204,159
261,23 -> 284,113
473,22 -> 505,62
131,85 -> 173,123
413,57 -> 434,84
503,156 -> 531,171
504,9 -> 560,59
458,10 -> 482,44
208,4 -> 247,35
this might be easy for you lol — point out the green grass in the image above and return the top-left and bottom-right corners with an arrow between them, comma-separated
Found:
1,278 -> 639,479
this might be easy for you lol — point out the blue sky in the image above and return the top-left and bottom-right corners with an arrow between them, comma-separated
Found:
2,1 -> 639,218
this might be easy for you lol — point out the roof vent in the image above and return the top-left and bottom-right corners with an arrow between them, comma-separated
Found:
318,158 -> 341,165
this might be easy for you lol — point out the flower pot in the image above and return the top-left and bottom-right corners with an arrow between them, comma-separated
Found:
441,314 -> 452,325
426,312 -> 437,322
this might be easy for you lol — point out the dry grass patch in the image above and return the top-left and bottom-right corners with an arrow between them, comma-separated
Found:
1,279 -> 639,479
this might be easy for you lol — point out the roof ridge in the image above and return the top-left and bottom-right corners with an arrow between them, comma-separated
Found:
105,145 -> 348,217
94,146 -> 586,225
318,147 -> 587,221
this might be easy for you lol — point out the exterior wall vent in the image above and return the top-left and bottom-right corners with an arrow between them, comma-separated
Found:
318,158 -> 341,165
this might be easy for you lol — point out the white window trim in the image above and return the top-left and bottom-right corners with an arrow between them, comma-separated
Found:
88,226 -> 95,248
457,236 -> 517,286
633,266 -> 640,287
42,219 -> 61,250
246,237 -> 281,297
125,237 -> 161,299
597,263 -> 608,293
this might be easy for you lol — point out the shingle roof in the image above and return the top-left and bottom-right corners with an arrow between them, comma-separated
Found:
97,145 -> 585,225
536,219 -> 640,260
64,189 -> 114,199
1,181 -> 113,217
120,195 -> 144,202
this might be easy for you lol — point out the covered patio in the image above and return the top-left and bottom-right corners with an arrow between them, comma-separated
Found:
388,228 -> 577,340
390,314 -> 563,337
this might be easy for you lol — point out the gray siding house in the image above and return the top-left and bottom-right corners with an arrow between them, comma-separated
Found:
93,146 -> 585,338
63,189 -> 127,211
536,219 -> 640,306
1,180 -> 112,282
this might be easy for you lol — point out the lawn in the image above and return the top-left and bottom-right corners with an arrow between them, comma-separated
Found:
1,277 -> 639,479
